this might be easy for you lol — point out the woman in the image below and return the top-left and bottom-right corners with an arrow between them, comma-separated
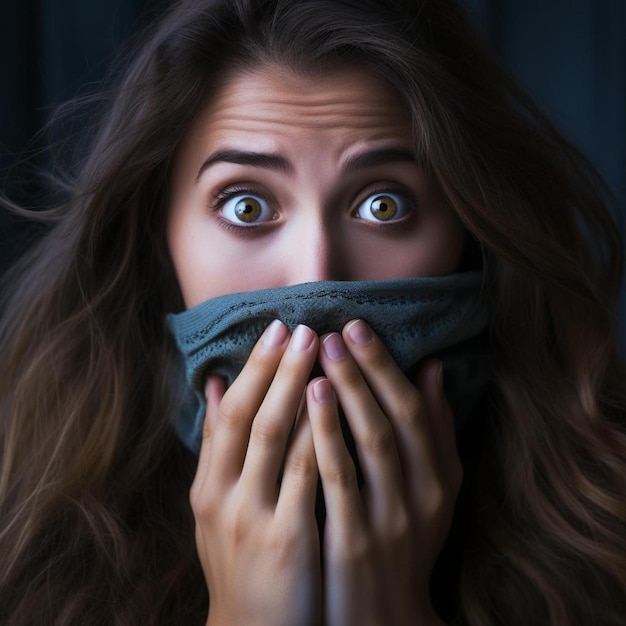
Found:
1,0 -> 625,624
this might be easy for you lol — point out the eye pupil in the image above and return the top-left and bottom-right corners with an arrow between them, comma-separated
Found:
370,195 -> 398,221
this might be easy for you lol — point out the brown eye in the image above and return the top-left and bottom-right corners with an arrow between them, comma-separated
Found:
369,195 -> 398,221
355,191 -> 411,223
234,197 -> 263,222
219,193 -> 273,225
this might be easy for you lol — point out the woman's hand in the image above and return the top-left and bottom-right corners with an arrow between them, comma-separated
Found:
190,320 -> 322,626
308,319 -> 461,626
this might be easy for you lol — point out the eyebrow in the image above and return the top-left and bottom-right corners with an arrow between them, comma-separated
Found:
196,150 -> 291,180
342,147 -> 417,172
195,147 -> 417,182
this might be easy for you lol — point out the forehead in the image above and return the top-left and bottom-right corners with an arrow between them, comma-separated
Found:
178,64 -> 413,163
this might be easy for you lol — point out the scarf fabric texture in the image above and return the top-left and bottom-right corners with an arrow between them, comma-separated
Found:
167,272 -> 489,454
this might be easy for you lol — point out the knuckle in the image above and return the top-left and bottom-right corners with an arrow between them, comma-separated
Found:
423,480 -> 447,520
189,489 -> 200,514
250,416 -> 284,448
189,481 -> 201,511
285,448 -> 316,479
393,389 -> 424,425
221,500 -> 260,546
229,509 -> 251,545
361,423 -> 395,456
340,531 -> 372,562
216,394 -> 245,430
388,506 -> 411,540
270,520 -> 299,551
190,486 -> 219,523
323,460 -> 357,488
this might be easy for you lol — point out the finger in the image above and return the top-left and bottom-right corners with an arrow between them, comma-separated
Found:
276,402 -> 319,521
342,319 -> 428,418
318,332 -> 404,522
415,359 -> 463,493
240,325 -> 318,504
207,319 -> 290,485
191,375 -> 226,506
307,377 -> 364,539
341,320 -> 441,510
205,374 -> 227,440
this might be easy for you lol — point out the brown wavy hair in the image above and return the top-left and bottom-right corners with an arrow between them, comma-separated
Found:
2,0 -> 625,624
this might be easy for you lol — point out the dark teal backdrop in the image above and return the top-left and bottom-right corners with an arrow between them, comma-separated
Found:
1,0 -> 625,347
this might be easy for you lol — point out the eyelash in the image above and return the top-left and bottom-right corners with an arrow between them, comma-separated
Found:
210,183 -> 418,230
212,185 -> 263,210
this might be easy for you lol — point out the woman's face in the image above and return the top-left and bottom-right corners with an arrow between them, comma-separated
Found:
167,64 -> 465,308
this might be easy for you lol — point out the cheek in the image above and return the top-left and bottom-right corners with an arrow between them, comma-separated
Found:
167,206 -> 278,308
166,204 -> 225,308
417,216 -> 467,275
166,213 -> 201,307
403,206 -> 467,277
346,217 -> 466,280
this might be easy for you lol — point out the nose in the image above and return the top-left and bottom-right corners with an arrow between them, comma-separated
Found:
285,217 -> 345,285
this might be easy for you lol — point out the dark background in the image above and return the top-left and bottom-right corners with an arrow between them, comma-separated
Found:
1,0 -> 624,349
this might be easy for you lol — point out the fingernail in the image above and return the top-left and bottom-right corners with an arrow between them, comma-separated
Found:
345,319 -> 372,345
322,332 -> 347,360
313,379 -> 333,403
291,324 -> 315,352
262,319 -> 289,348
